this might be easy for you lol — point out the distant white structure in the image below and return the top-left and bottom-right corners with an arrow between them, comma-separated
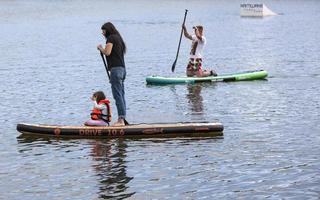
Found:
240,4 -> 277,17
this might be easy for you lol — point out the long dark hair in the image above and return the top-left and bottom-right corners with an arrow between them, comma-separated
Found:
93,91 -> 106,103
101,22 -> 126,54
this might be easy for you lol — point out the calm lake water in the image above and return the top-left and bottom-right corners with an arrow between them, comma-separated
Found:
1,0 -> 319,199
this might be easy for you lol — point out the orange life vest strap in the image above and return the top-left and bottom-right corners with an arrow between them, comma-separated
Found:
90,99 -> 112,123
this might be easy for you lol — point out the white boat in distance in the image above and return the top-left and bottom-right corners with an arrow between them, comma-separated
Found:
240,4 -> 277,17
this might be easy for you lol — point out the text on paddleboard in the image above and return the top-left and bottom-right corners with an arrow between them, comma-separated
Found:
79,129 -> 125,136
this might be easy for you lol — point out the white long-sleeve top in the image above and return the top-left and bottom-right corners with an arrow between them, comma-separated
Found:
93,100 -> 107,110
92,100 -> 108,117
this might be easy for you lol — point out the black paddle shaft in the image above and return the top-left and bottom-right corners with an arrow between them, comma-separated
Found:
171,9 -> 188,72
100,51 -> 110,80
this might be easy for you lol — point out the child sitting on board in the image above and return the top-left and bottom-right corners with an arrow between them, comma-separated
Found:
182,24 -> 217,77
84,91 -> 112,126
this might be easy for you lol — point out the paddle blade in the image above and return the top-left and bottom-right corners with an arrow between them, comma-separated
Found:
171,59 -> 177,72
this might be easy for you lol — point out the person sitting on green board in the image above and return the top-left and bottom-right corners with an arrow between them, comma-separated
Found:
182,24 -> 217,77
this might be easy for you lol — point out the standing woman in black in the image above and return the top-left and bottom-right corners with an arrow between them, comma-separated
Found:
97,22 -> 127,126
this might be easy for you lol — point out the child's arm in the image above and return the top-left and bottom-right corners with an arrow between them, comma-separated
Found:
93,101 -> 107,110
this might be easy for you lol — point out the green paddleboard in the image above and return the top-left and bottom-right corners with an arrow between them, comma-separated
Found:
146,69 -> 268,85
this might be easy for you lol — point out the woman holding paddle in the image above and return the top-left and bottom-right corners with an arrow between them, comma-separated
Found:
97,22 -> 127,126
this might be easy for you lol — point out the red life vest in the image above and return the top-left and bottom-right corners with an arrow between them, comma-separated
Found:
91,99 -> 112,123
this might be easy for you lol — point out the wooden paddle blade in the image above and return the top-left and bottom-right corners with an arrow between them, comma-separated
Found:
171,59 -> 177,72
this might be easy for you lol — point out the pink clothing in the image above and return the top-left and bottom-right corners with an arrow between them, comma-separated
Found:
84,119 -> 109,126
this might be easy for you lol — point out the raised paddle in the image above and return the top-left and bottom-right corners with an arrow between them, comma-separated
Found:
99,51 -> 110,80
171,9 -> 188,72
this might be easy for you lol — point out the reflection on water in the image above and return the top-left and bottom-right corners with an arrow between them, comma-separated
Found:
168,84 -> 209,122
169,83 -> 217,122
3,0 -> 320,198
186,84 -> 204,114
16,136 -> 134,199
17,134 -> 53,146
90,139 -> 134,199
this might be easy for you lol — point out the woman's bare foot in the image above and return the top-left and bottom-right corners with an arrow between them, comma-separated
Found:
112,118 -> 125,126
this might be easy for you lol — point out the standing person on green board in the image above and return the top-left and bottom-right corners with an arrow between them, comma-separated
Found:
182,24 -> 217,77
97,22 -> 127,126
